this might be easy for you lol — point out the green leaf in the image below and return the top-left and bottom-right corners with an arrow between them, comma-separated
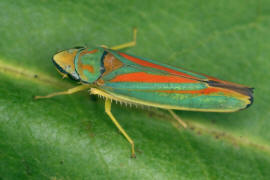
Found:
1,0 -> 270,179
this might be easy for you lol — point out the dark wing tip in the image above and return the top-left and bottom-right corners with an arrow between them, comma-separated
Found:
245,87 -> 254,109
249,87 -> 255,93
207,80 -> 254,109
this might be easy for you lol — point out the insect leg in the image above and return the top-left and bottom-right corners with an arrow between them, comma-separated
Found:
105,98 -> 136,158
168,109 -> 188,128
110,28 -> 137,50
35,84 -> 90,99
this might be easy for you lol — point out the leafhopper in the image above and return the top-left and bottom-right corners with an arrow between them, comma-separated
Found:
36,29 -> 253,157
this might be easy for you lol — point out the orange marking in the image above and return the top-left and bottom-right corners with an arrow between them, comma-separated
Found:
77,49 -> 98,73
110,72 -> 199,83
82,64 -> 94,73
103,53 -> 124,75
81,49 -> 98,55
119,53 -> 199,79
158,87 -> 240,96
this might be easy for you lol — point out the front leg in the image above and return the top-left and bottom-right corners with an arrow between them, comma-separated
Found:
35,84 -> 90,99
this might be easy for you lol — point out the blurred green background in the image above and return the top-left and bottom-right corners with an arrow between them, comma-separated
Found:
1,0 -> 270,179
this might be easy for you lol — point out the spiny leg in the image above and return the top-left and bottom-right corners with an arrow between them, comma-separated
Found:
35,84 -> 90,99
110,28 -> 137,51
105,98 -> 136,158
168,109 -> 187,128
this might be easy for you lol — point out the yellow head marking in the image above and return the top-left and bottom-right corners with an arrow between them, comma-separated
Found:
52,48 -> 84,80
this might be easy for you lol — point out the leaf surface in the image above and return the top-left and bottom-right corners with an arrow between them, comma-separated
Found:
0,0 -> 270,179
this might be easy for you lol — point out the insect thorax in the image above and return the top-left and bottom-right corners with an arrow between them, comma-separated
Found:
74,48 -> 105,83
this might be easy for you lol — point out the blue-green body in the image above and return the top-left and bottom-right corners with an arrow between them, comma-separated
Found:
52,47 -> 253,112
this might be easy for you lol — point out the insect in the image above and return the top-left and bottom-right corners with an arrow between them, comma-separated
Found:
35,29 -> 253,158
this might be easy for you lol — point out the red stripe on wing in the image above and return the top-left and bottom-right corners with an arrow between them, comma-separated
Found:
118,52 -> 251,89
158,87 -> 230,95
110,72 -> 199,83
119,52 -> 199,79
